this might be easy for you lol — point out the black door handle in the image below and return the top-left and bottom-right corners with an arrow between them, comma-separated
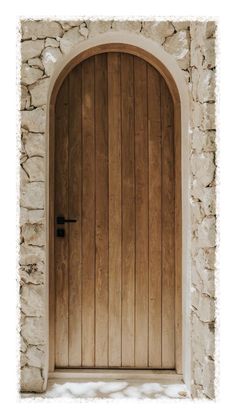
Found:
56,216 -> 77,225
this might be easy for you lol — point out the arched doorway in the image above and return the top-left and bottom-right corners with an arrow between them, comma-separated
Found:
49,44 -> 182,374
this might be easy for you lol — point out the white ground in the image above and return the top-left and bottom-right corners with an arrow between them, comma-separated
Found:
21,379 -> 190,400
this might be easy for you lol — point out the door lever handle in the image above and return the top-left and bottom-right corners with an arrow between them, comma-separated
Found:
56,216 -> 77,225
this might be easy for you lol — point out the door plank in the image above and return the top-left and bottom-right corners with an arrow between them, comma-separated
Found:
68,66 -> 82,367
134,56 -> 149,367
55,77 -> 69,367
81,57 -> 95,367
94,54 -> 109,367
121,53 -> 135,367
161,78 -> 175,368
108,52 -> 122,367
147,65 -> 162,368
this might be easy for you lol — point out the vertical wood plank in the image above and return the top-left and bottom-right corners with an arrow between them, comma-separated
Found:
147,65 -> 162,367
94,54 -> 109,367
134,56 -> 149,367
161,78 -> 175,368
121,53 -> 135,367
108,52 -> 122,367
68,66 -> 82,367
81,57 -> 95,367
55,78 -> 69,367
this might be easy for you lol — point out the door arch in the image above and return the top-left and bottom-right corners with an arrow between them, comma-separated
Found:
48,43 -> 182,375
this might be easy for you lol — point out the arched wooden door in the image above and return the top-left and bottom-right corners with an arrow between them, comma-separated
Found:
53,50 -> 180,370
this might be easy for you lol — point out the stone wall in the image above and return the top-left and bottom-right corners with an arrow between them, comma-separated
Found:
19,19 -> 216,398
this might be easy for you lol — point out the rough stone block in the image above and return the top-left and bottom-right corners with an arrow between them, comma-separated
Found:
142,21 -> 175,44
20,181 -> 45,209
59,28 -> 83,55
21,40 -> 44,62
23,156 -> 45,182
21,366 -> 44,392
29,77 -> 50,107
24,132 -> 45,157
22,20 -> 63,40
21,284 -> 44,316
21,106 -> 46,133
21,64 -> 43,85
20,243 -> 45,266
21,223 -> 45,245
191,153 -> 215,187
42,47 -> 62,76
164,30 -> 190,69
21,317 -> 45,345
26,345 -> 45,368
197,216 -> 216,248
202,358 -> 215,398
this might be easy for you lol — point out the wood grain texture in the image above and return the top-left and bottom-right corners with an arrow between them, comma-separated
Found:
52,50 -> 180,371
108,52 -> 122,367
68,66 -> 82,367
121,53 -> 135,366
81,57 -> 95,367
134,56 -> 149,367
94,54 -> 109,367
55,77 -> 69,367
147,65 -> 162,368
161,77 -> 175,368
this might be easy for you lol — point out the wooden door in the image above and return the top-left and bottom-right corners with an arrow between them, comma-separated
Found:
54,52 -> 176,369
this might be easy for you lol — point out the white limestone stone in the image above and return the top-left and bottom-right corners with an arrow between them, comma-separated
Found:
198,294 -> 215,323
21,64 -> 43,85
21,106 -> 46,133
20,181 -> 44,209
202,38 -> 215,69
192,68 -> 215,102
26,346 -> 45,368
21,223 -> 45,246
79,23 -> 89,39
198,69 -> 215,102
200,103 -> 216,130
21,40 -> 44,62
192,129 -> 216,153
192,287 -> 200,310
29,77 -> 50,107
202,358 -> 215,398
20,243 -> 45,265
173,21 -> 190,31
21,85 -> 31,110
28,57 -> 44,70
23,157 -> 45,181
42,47 -> 62,76
20,268 -> 44,285
21,366 -> 43,392
191,153 -> 215,187
142,21 -> 175,44
164,30 -> 190,69
195,248 -> 215,272
45,37 -> 60,47
21,335 -> 27,352
21,317 -> 45,345
24,133 -> 45,157
112,20 -> 142,33
197,216 -> 216,248
22,20 -> 63,40
21,284 -> 44,316
202,269 -> 215,298
201,187 -> 216,215
87,20 -> 112,37
59,27 -> 83,55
